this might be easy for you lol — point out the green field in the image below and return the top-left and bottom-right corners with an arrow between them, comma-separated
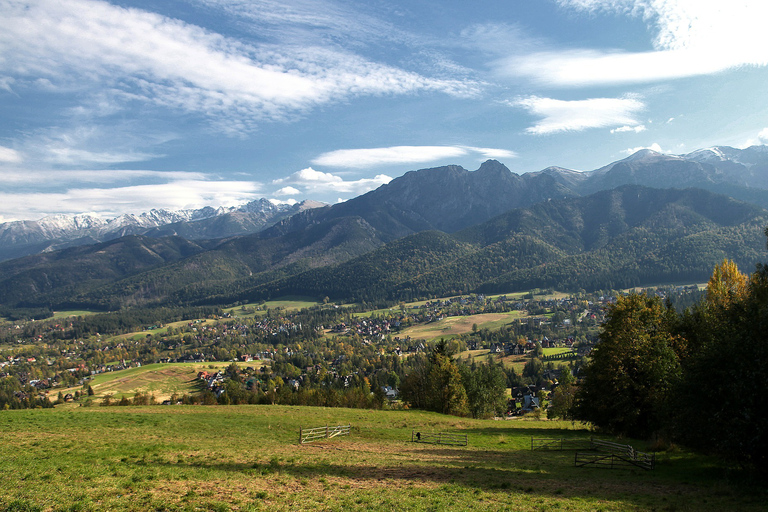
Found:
542,347 -> 573,356
399,312 -> 522,341
224,297 -> 320,318
51,310 -> 98,319
0,406 -> 762,511
66,362 -> 265,402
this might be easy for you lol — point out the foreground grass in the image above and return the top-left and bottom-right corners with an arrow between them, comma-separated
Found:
0,406 -> 763,511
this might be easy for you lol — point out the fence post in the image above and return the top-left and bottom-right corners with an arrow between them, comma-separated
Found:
326,424 -> 329,439
299,427 -> 302,445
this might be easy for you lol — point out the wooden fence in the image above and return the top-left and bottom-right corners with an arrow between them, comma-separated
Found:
575,450 -> 655,470
532,436 -> 655,470
299,424 -> 351,444
411,430 -> 468,446
531,437 -> 592,451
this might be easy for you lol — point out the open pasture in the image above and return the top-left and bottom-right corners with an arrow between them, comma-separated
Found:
399,312 -> 521,341
85,363 -> 207,401
224,297 -> 320,319
51,310 -> 97,319
0,406 -> 762,511
70,362 -> 264,402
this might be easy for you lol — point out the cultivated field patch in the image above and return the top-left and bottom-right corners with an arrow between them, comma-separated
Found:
400,312 -> 520,341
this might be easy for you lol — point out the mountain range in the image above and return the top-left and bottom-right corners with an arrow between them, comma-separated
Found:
0,199 -> 325,262
2,145 -> 768,311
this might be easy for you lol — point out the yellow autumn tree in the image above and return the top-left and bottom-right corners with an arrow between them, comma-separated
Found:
705,258 -> 747,310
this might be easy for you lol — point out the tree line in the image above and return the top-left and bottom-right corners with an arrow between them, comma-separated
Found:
570,239 -> 768,474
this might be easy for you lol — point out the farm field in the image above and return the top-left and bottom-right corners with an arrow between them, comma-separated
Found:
51,310 -> 97,319
399,312 -> 522,341
224,297 -> 320,319
62,362 -> 265,403
0,406 -> 762,511
542,347 -> 573,356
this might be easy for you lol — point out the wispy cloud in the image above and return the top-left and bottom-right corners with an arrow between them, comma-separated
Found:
312,145 -> 516,168
0,179 -> 261,220
273,167 -> 392,195
511,96 -> 645,135
0,169 -> 207,185
497,1 -> 768,87
0,145 -> 22,163
0,0 -> 479,134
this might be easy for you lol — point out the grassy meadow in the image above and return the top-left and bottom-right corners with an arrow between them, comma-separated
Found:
398,312 -> 523,342
0,406 -> 763,512
60,362 -> 267,403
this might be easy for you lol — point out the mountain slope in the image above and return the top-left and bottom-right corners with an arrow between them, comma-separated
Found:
0,215 -> 386,309
249,186 -> 768,302
0,199 -> 325,262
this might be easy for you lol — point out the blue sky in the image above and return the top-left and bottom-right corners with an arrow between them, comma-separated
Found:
2,0 -> 768,221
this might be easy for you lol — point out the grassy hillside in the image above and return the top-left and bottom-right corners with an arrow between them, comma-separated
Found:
0,406 -> 762,511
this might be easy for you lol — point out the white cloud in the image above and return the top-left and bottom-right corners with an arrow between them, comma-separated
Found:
13,124 -> 171,168
0,145 -> 22,163
739,127 -> 768,148
462,146 -> 518,160
313,146 -> 467,168
500,1 -> 768,87
274,186 -> 300,196
611,125 -> 647,134
0,169 -> 207,185
44,147 -> 158,165
512,96 -> 645,135
0,0 -> 478,133
268,197 -> 298,206
312,145 -> 516,168
0,179 -> 261,220
622,142 -> 669,155
273,167 -> 392,195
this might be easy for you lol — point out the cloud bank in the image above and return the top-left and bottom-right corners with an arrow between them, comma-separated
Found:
512,96 -> 645,134
273,167 -> 392,195
497,1 -> 768,87
313,145 -> 516,168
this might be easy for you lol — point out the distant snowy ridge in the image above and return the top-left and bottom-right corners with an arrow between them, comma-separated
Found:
0,198 -> 327,261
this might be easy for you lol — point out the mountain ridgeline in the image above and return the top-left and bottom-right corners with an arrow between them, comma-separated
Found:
1,145 -> 768,311
248,186 -> 768,302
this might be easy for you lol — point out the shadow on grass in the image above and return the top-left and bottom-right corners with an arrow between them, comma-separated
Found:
133,438 -> 763,511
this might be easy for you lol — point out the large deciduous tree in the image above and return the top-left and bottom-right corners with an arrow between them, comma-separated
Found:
460,357 -> 507,419
574,293 -> 683,438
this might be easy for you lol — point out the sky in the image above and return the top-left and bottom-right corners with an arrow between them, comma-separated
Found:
2,0 -> 768,221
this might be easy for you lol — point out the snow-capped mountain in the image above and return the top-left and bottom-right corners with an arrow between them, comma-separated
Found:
2,144 -> 767,264
0,199 -> 326,262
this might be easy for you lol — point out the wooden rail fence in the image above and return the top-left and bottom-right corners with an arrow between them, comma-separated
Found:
532,436 -> 655,470
411,430 -> 468,446
531,437 -> 592,451
299,424 -> 351,444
